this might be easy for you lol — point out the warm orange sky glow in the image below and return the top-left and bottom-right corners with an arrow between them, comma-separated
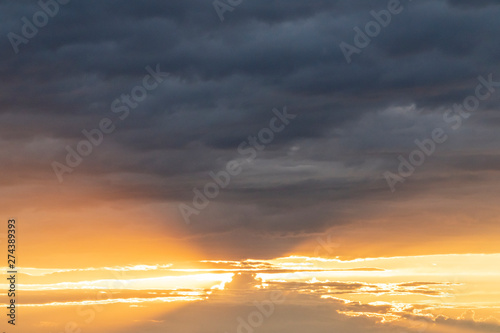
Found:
3,1 -> 500,333
2,254 -> 500,332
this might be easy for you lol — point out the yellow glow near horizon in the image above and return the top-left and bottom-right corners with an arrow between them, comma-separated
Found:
2,252 -> 500,332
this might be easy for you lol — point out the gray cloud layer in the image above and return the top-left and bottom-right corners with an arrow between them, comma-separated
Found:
2,0 -> 500,257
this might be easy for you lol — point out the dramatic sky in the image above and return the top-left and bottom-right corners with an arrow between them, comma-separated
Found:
1,1 -> 500,333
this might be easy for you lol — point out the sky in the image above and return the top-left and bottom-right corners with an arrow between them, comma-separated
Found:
1,0 -> 500,332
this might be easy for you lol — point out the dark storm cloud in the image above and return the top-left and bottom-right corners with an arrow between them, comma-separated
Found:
2,0 -> 500,248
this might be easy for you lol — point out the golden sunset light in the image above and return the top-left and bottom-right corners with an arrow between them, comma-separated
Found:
2,1 -> 500,333
2,254 -> 500,332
